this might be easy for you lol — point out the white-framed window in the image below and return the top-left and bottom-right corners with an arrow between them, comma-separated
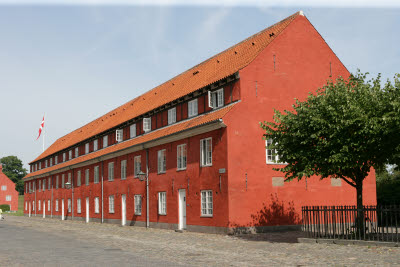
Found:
47,200 -> 50,211
177,144 -> 187,170
134,156 -> 141,177
121,160 -> 127,180
94,197 -> 99,213
116,129 -> 123,142
50,157 -> 53,167
33,201 -> 35,211
43,179 -> 46,191
130,124 -> 136,138
157,149 -> 166,174
55,156 -> 58,165
85,169 -> 90,185
134,195 -> 142,215
68,173 -> 71,184
94,166 -> 99,183
63,153 -> 66,162
108,162 -> 114,181
6,195 -> 11,201
158,192 -> 166,215
200,137 -> 212,167
69,150 -> 72,160
38,200 -> 41,210
39,180 -> 41,191
1,185 -> 6,191
33,181 -> 35,192
103,135 -> 108,148
77,171 -> 81,186
94,139 -> 98,151
56,175 -> 59,189
25,201 -> 27,210
208,88 -> 224,109
55,199 -> 59,212
29,181 -> 31,192
85,143 -> 90,154
45,159 -> 48,168
109,195 -> 115,213
201,190 -> 213,216
77,198 -> 81,213
48,177 -> 51,190
265,139 -> 282,164
61,174 -> 65,188
143,117 -> 151,133
39,162 -> 42,169
188,98 -> 198,118
68,198 -> 71,212
168,107 -> 176,125
75,147 -> 79,158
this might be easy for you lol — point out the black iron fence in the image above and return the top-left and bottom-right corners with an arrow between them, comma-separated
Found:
302,205 -> 400,242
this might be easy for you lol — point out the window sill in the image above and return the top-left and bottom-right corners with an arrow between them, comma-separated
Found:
176,168 -> 187,172
158,213 -> 167,216
200,215 -> 213,218
157,172 -> 166,175
201,164 -> 212,168
135,213 -> 142,216
266,162 -> 287,165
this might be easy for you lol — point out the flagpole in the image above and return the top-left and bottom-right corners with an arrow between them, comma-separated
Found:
42,113 -> 45,152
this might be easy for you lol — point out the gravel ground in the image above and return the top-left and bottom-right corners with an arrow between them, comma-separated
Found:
1,216 -> 400,266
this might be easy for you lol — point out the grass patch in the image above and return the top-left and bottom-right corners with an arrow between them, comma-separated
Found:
7,195 -> 24,216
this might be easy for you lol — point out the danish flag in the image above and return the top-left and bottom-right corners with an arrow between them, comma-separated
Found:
36,115 -> 45,140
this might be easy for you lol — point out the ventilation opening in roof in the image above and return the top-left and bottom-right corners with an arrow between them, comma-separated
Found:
269,32 -> 275,37
193,70 -> 199,75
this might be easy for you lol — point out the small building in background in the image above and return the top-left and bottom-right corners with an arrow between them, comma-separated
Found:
0,164 -> 19,211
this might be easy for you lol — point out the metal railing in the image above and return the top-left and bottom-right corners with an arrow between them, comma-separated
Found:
302,205 -> 400,242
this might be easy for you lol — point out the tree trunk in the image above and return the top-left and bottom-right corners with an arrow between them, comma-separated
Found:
355,179 -> 364,238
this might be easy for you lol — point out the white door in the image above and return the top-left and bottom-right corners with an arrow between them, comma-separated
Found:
61,199 -> 65,220
85,197 -> 89,223
43,202 -> 46,218
178,189 -> 187,230
28,202 -> 31,217
121,194 -> 126,226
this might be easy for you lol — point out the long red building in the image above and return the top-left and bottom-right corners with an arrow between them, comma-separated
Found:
23,12 -> 376,233
0,164 -> 19,211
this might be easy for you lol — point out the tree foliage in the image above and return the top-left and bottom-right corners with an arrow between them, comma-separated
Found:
260,72 -> 400,210
0,156 -> 27,195
376,166 -> 400,205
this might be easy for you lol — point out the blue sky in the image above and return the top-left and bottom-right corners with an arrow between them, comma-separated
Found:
0,4 -> 399,170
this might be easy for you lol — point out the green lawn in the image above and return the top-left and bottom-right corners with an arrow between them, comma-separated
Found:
7,195 -> 24,216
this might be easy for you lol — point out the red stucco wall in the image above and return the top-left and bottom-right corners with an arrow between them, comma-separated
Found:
0,166 -> 19,211
224,15 -> 377,227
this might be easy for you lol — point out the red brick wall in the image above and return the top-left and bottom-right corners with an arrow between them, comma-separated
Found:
0,167 -> 19,211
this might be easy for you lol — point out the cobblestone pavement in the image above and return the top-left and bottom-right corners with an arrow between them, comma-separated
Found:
2,216 -> 400,266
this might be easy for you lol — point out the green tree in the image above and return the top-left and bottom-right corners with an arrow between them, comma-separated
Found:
376,166 -> 400,205
0,156 -> 27,195
260,72 -> 400,232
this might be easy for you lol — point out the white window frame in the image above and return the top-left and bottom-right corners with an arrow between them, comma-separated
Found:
265,139 -> 283,164
208,88 -> 224,109
48,177 -> 51,190
50,158 -> 53,167
200,137 -> 212,167
45,159 -> 48,168
25,201 -> 27,210
42,179 -> 46,191
69,150 -> 72,160
85,169 -> 90,185
5,195 -> 11,201
56,175 -> 59,189
168,107 -> 176,125
116,129 -> 123,142
77,170 -> 81,186
68,173 -> 71,184
158,192 -> 166,215
33,201 -> 35,211
47,200 -> 50,211
121,160 -> 127,180
77,198 -> 81,214
38,200 -> 41,210
68,198 -> 71,212
108,162 -> 114,181
130,124 -> 136,138
55,199 -> 59,212
188,98 -> 198,118
143,117 -> 151,133
55,156 -> 58,165
63,153 -> 66,162
157,149 -> 166,174
85,143 -> 90,154
93,139 -> 98,151
1,185 -> 6,191
39,162 -> 42,169
109,195 -> 115,213
39,180 -> 41,192
201,190 -> 213,217
177,144 -> 187,170
62,174 -> 65,188
94,197 -> 99,213
94,166 -> 99,184
134,195 -> 142,215
134,156 -> 141,177
103,135 -> 108,148
75,147 -> 79,158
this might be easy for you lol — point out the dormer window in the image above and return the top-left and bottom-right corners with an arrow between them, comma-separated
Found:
85,143 -> 89,154
55,156 -> 58,165
168,107 -> 176,125
208,88 -> 224,109
103,135 -> 108,148
116,129 -> 123,142
130,124 -> 136,138
50,158 -> 53,167
45,160 -> 48,168
188,99 -> 198,118
143,117 -> 151,133
63,153 -> 66,162
39,162 -> 42,169
94,139 -> 98,151
75,147 -> 79,158
69,150 -> 72,160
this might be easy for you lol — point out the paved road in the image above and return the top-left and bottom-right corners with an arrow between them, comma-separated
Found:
1,216 -> 400,266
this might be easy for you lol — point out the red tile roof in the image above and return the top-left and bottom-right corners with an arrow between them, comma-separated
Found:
25,104 -> 236,179
31,12 -> 301,164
